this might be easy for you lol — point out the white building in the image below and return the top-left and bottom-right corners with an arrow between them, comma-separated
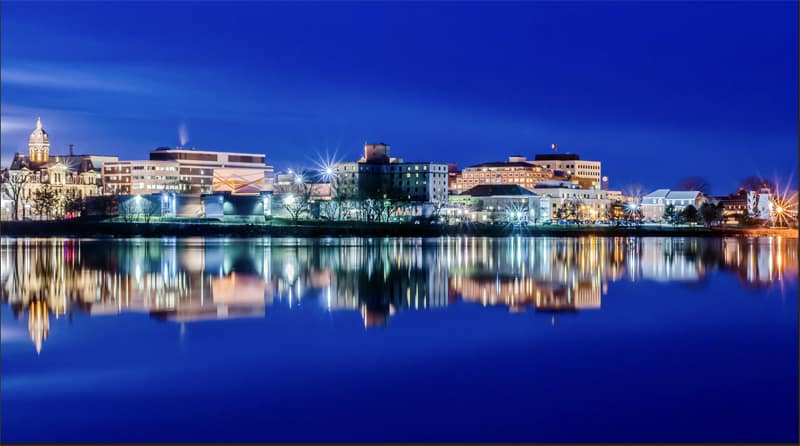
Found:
446,184 -> 540,224
103,160 -> 182,194
640,189 -> 706,222
532,183 -> 612,223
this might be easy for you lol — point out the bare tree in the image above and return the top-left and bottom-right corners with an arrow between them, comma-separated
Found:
282,182 -> 313,224
623,184 -> 645,206
31,185 -> 58,220
62,189 -> 85,218
141,199 -> 159,223
739,176 -> 776,193
119,200 -> 136,223
556,198 -> 581,222
676,177 -> 711,195
0,170 -> 32,221
429,198 -> 447,221
320,197 -> 353,221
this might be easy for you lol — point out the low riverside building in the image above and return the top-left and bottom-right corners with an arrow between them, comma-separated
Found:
711,190 -> 750,225
331,143 -> 449,219
203,192 -> 271,222
710,188 -> 775,224
532,181 -> 612,223
446,184 -> 541,225
115,191 -> 271,221
640,189 -> 706,222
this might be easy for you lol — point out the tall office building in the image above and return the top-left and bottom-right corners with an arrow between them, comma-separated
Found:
528,153 -> 602,190
332,143 -> 449,204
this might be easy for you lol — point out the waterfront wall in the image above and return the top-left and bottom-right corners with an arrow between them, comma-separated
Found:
0,220 -> 796,238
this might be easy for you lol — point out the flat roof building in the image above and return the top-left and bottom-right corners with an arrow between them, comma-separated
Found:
149,147 -> 274,195
452,156 -> 555,194
528,152 -> 602,190
332,143 -> 448,204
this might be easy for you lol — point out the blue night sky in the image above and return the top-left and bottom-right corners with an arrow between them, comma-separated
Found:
1,1 -> 797,193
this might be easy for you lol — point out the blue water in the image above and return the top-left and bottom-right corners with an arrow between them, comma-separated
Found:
1,237 -> 797,442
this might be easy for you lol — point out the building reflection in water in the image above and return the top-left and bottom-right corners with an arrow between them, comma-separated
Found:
1,236 -> 796,352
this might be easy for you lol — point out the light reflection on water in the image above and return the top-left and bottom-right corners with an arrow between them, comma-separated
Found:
1,236 -> 796,353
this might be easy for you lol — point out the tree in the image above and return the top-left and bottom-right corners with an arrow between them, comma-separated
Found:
63,189 -> 85,218
663,204 -> 677,225
282,182 -> 312,224
699,202 -> 722,227
85,195 -> 118,218
608,201 -> 626,226
319,199 -> 341,221
31,185 -> 58,220
676,177 -> 711,195
429,198 -> 447,221
556,198 -> 581,223
119,196 -> 158,223
739,176 -> 776,193
680,205 -> 699,225
0,169 -> 32,221
141,199 -> 159,223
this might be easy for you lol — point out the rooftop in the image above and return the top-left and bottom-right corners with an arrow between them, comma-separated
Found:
461,184 -> 536,197
534,153 -> 580,161
643,189 -> 671,198
467,161 -> 540,169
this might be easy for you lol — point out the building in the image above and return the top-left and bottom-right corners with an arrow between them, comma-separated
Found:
27,117 -> 50,162
331,143 -> 449,217
748,187 -> 773,221
532,181 -> 612,223
640,189 -> 706,222
712,190 -> 750,225
149,147 -> 274,195
445,184 -> 540,224
102,160 -> 182,194
527,153 -> 602,190
447,163 -> 460,193
1,118 -> 117,220
273,169 -> 332,201
452,156 -> 555,193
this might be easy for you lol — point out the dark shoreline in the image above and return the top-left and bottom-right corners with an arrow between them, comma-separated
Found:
1,220 -> 797,238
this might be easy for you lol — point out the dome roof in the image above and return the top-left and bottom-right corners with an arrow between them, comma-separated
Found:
29,117 -> 49,145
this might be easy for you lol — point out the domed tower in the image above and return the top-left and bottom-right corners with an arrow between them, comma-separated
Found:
29,117 -> 50,162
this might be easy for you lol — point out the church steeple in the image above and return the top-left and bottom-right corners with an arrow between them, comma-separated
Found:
29,117 -> 50,162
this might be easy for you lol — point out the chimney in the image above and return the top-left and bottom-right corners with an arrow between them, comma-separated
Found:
69,144 -> 75,156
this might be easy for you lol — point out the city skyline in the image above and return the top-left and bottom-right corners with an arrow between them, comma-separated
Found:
2,2 -> 797,194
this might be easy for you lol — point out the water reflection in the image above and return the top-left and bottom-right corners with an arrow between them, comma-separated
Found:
1,236 -> 796,352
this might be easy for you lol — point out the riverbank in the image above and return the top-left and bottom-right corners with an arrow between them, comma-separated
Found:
1,219 -> 797,238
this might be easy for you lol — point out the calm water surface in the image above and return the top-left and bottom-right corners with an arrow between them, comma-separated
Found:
1,236 -> 797,442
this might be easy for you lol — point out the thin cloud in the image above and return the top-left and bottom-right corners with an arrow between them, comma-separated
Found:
2,62 -> 149,93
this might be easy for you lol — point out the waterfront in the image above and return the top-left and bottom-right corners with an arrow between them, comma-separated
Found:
1,236 -> 798,442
